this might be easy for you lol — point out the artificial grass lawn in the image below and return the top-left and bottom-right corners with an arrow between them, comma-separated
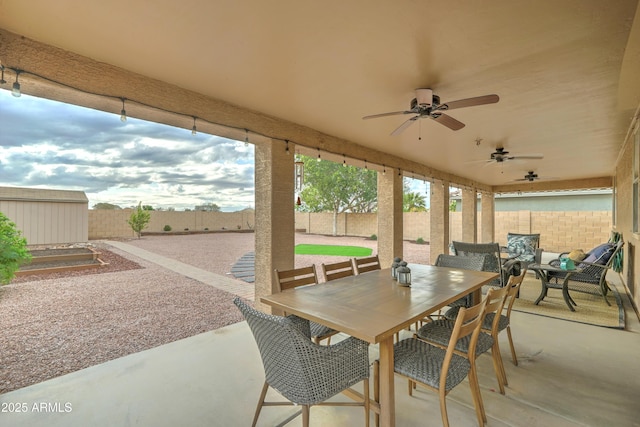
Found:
294,244 -> 372,257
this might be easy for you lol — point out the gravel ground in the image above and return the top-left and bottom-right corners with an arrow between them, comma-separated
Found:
0,233 -> 430,394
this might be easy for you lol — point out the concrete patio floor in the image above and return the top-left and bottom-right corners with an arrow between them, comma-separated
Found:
2,247 -> 639,426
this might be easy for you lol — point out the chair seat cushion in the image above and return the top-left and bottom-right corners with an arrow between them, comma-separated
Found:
394,338 -> 471,392
417,320 -> 494,355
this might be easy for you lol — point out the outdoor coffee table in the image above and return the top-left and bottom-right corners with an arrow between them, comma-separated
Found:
529,263 -> 583,312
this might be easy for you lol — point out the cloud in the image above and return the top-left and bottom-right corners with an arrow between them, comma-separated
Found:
0,90 -> 255,211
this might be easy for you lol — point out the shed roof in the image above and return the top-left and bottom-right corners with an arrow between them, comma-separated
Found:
0,186 -> 88,203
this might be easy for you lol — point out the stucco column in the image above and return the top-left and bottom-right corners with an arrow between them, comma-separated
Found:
461,188 -> 478,243
254,139 -> 295,312
430,180 -> 450,263
377,170 -> 403,268
481,192 -> 495,242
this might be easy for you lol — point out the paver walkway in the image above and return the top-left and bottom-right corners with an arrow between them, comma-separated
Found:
230,251 -> 255,283
106,240 -> 254,301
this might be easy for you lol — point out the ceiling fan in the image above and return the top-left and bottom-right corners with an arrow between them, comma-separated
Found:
515,171 -> 539,182
486,147 -> 544,164
362,88 -> 499,136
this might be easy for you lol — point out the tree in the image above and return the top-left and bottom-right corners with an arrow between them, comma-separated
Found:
297,156 -> 377,235
127,202 -> 151,239
93,202 -> 122,210
403,192 -> 427,212
0,212 -> 31,285
142,205 -> 155,211
198,202 -> 221,212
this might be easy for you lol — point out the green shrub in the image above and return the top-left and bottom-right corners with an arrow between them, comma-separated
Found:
163,225 -> 172,232
416,237 -> 425,244
127,202 -> 151,239
370,234 -> 377,241
0,212 -> 31,285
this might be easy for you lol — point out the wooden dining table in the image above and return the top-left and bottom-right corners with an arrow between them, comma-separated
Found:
261,263 -> 499,427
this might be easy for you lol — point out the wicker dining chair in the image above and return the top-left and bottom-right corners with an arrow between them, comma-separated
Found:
435,253 -> 491,309
374,298 -> 488,427
452,241 -> 521,288
353,255 -> 381,274
234,298 -> 371,427
321,259 -> 355,282
274,265 -> 339,344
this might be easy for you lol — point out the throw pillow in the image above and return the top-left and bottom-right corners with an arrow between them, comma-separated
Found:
568,249 -> 586,262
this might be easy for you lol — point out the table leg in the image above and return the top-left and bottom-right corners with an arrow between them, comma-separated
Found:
561,274 -> 577,311
534,273 -> 549,306
377,336 -> 395,427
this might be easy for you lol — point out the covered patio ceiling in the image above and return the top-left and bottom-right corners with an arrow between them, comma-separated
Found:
1,1 -> 639,192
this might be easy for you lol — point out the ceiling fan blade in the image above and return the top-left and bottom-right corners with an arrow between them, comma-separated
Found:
362,111 -> 411,120
512,154 -> 544,160
430,113 -> 465,130
439,94 -> 499,111
390,116 -> 419,136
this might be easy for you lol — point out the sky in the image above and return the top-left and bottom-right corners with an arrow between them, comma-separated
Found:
0,89 -> 429,211
0,89 -> 255,212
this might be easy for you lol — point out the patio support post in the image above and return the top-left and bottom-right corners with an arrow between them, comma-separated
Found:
430,179 -> 450,262
377,170 -> 403,268
462,188 -> 478,242
254,139 -> 295,312
481,192 -> 495,242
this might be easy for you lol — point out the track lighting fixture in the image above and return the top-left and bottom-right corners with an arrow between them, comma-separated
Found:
191,117 -> 197,135
12,70 -> 21,97
120,98 -> 127,122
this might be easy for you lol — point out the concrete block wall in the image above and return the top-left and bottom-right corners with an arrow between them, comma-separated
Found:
89,210 -> 255,239
90,209 -> 611,253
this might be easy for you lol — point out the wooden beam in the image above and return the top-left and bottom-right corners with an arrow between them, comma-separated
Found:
492,176 -> 613,193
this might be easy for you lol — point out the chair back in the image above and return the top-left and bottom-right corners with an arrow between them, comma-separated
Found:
441,298 -> 487,390
233,297 -> 316,403
435,253 -> 490,271
321,260 -> 355,282
482,285 -> 510,336
274,265 -> 318,291
503,270 -> 526,320
452,241 -> 510,287
353,255 -> 381,274
506,233 -> 540,264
